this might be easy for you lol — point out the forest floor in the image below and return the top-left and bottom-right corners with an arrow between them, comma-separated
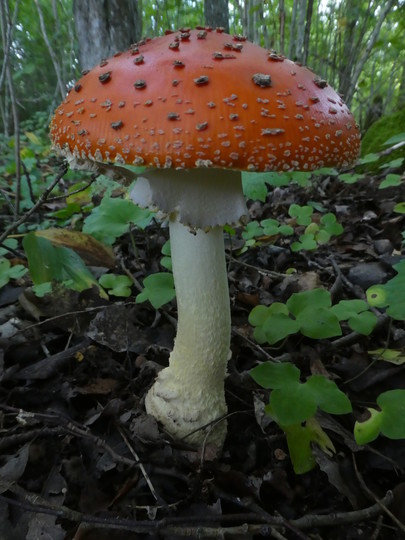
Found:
0,163 -> 404,540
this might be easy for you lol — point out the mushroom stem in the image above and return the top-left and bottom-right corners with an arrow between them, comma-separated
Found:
145,217 -> 231,446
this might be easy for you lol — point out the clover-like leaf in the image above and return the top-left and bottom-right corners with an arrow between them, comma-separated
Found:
136,272 -> 175,309
354,390 -> 405,445
99,274 -> 133,297
250,361 -> 300,390
0,258 -> 27,288
83,197 -> 153,245
249,303 -> 300,344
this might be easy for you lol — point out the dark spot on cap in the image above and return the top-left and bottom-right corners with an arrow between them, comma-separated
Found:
196,122 -> 208,131
99,71 -> 111,83
111,121 -> 123,130
78,129 -> 88,136
314,77 -> 328,88
169,41 -> 180,50
74,84 -> 82,92
173,60 -> 185,68
261,128 -> 285,135
133,55 -> 144,65
197,31 -> 207,39
252,73 -> 272,87
194,75 -> 209,86
167,112 -> 180,120
134,79 -> 147,89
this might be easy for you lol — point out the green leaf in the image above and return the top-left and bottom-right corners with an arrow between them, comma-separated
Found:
242,221 -> 264,240
0,238 -> 18,256
160,240 -> 172,271
379,174 -> 403,189
99,274 -> 133,297
249,303 -> 300,345
283,418 -> 336,474
136,272 -> 175,309
283,422 -> 317,473
291,233 -> 317,251
366,260 -> 405,320
354,390 -> 405,444
287,288 -> 332,315
261,218 -> 293,237
83,197 -> 153,244
320,213 -> 343,236
0,258 -> 27,288
270,383 -> 317,424
289,204 -> 313,225
305,376 -> 352,415
22,232 -> 106,298
331,299 -> 369,320
357,153 -> 379,165
394,202 -> 405,214
250,361 -> 300,390
261,312 -> 301,344
384,132 -> 405,145
298,307 -> 342,339
368,348 -> 405,365
354,408 -> 383,445
241,172 -> 270,201
377,390 -> 405,439
347,310 -> 377,335
338,173 -> 364,184
32,282 -> 53,297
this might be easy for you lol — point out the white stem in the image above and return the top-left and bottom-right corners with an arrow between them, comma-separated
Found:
145,217 -> 231,446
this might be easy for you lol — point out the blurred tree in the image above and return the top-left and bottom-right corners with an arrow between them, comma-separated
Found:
204,0 -> 229,31
73,0 -> 142,70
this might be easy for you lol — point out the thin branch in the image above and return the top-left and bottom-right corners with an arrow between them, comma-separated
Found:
0,161 -> 68,246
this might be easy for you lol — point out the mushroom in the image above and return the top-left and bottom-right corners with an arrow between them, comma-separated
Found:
50,28 -> 360,448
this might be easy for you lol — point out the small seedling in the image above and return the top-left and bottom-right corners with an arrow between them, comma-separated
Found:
99,274 -> 133,297
251,361 -> 352,473
249,288 -> 377,345
136,272 -> 175,309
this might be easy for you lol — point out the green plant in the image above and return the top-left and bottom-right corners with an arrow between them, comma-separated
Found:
136,272 -> 175,309
354,390 -> 405,445
249,288 -> 377,345
251,361 -> 352,473
83,196 -> 153,245
367,260 -> 405,320
22,232 -> 107,298
99,274 -> 133,297
0,258 -> 27,288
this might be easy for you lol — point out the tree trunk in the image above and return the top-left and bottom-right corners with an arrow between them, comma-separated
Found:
279,0 -> 285,54
204,0 -> 229,32
73,0 -> 141,71
302,0 -> 313,66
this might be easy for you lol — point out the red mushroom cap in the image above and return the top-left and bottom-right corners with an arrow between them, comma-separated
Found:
50,28 -> 360,172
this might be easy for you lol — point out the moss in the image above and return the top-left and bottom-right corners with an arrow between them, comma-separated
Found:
360,108 -> 405,171
361,108 -> 405,155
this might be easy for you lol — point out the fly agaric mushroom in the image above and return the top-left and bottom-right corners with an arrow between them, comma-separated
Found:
50,28 -> 360,448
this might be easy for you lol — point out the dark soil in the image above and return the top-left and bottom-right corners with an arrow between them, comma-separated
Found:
1,168 -> 404,540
